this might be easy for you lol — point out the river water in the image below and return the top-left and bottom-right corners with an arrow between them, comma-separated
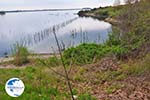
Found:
0,10 -> 112,57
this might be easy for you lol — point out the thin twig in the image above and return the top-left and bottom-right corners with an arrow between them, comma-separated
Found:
53,27 -> 75,100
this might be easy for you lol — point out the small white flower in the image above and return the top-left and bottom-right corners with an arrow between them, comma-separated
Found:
73,95 -> 78,99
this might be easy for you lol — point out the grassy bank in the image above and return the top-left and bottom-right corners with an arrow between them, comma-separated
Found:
0,0 -> 150,99
0,65 -> 97,100
0,53 -> 150,99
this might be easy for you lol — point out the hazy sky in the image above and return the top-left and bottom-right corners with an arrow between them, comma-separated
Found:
0,0 -> 125,10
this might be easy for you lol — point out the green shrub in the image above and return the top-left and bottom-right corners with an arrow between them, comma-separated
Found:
63,42 -> 129,65
12,44 -> 29,66
111,45 -> 128,59
106,30 -> 121,46
63,43 -> 109,65
106,29 -> 129,59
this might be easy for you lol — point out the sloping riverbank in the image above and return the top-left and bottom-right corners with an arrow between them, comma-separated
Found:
78,5 -> 125,25
78,0 -> 150,60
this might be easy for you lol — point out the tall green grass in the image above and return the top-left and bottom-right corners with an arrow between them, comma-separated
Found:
12,43 -> 29,66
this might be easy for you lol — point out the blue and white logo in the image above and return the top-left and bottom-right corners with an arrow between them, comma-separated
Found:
5,78 -> 25,97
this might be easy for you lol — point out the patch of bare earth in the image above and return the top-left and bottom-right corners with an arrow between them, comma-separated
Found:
94,76 -> 150,100
67,57 -> 150,100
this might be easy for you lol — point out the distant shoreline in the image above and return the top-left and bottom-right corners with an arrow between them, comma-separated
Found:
0,8 -> 81,14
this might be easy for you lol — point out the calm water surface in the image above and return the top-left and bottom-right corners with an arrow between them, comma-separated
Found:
0,10 -> 112,57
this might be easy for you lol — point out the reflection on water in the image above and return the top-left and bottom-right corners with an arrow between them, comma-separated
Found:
0,10 -> 112,57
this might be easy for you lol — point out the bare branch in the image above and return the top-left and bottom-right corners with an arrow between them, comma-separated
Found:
52,27 -> 75,100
